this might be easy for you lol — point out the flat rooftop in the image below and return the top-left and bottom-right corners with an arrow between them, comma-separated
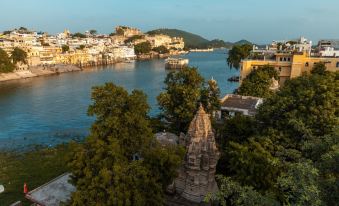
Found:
221,94 -> 263,115
25,173 -> 75,206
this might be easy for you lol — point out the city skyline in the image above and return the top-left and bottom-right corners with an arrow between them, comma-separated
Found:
1,0 -> 339,44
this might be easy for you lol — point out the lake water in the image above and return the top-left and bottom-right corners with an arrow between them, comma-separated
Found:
0,49 -> 239,150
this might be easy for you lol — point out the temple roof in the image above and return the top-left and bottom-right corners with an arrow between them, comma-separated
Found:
187,105 -> 213,142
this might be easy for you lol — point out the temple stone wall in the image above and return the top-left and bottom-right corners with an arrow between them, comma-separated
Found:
174,105 -> 220,203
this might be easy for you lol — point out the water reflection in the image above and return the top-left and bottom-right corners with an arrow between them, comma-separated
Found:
0,50 -> 239,149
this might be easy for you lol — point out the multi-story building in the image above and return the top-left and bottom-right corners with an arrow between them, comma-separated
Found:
318,39 -> 339,50
0,26 -> 181,69
169,37 -> 185,50
110,46 -> 136,59
145,34 -> 185,50
240,37 -> 339,85
146,34 -> 172,48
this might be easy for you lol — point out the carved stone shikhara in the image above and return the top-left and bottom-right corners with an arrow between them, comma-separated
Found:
175,105 -> 220,203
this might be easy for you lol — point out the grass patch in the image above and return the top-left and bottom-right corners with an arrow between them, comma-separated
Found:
0,144 -> 71,206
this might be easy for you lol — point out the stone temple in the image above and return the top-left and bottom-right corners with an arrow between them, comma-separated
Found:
174,105 -> 220,203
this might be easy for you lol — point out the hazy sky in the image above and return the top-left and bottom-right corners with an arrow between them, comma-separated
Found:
1,0 -> 339,43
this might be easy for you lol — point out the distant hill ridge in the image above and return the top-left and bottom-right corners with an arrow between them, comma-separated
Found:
147,28 -> 252,49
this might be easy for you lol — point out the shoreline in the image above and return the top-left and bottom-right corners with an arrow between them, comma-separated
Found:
0,64 -> 82,83
0,52 -> 188,83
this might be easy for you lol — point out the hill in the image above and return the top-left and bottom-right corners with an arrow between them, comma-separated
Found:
147,29 -> 209,49
147,28 -> 252,49
234,39 -> 252,45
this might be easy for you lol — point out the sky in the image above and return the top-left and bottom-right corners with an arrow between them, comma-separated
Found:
1,0 -> 339,44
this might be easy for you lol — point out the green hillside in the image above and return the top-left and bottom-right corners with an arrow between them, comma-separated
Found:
234,39 -> 252,45
147,29 -> 209,48
147,28 -> 252,49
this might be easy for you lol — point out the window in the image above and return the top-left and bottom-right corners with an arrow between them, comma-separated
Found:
305,62 -> 309,67
280,57 -> 283,61
336,62 -> 339,68
287,57 -> 291,61
279,67 -> 282,72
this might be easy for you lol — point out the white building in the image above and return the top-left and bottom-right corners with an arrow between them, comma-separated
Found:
319,47 -> 339,57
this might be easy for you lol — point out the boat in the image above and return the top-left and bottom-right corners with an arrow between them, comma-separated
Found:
227,76 -> 240,82
165,58 -> 189,69
189,48 -> 214,52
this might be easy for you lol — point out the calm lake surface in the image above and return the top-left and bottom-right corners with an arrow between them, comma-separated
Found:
0,49 -> 239,150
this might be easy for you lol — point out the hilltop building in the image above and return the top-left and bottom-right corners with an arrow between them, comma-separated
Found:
115,26 -> 142,37
145,34 -> 184,50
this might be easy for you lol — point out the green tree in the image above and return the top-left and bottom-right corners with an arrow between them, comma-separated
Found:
152,45 -> 169,54
68,83 -> 183,206
276,162 -> 322,206
157,67 -> 204,133
257,71 -> 338,141
216,70 -> 338,205
18,26 -> 28,31
124,35 -> 144,44
72,32 -> 86,38
134,41 -> 152,54
302,128 -> 339,205
226,137 -> 282,191
2,30 -> 11,35
220,115 -> 257,144
237,65 -> 279,98
0,48 -> 15,73
11,47 -> 27,64
205,176 -> 279,206
311,62 -> 327,75
62,45 -> 70,53
89,29 -> 97,35
227,44 -> 252,69
200,78 -> 221,115
77,45 -> 85,50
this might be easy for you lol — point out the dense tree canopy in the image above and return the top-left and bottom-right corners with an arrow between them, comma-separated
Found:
213,69 -> 339,206
134,41 -> 152,54
227,44 -> 252,69
152,45 -> 169,54
89,29 -> 97,35
157,67 -> 221,134
62,45 -> 70,53
200,78 -> 221,115
237,65 -> 279,98
11,47 -> 27,64
124,35 -> 144,44
157,67 -> 204,133
311,62 -> 327,75
0,48 -> 15,73
257,71 -> 338,141
68,83 -> 184,206
72,32 -> 86,38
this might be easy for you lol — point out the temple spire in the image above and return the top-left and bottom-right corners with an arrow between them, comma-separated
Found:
175,106 -> 220,203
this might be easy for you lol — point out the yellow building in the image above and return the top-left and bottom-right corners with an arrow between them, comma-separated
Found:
115,26 -> 142,38
240,51 -> 339,85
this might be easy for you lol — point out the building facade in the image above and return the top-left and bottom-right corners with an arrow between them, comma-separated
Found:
241,51 -> 339,85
